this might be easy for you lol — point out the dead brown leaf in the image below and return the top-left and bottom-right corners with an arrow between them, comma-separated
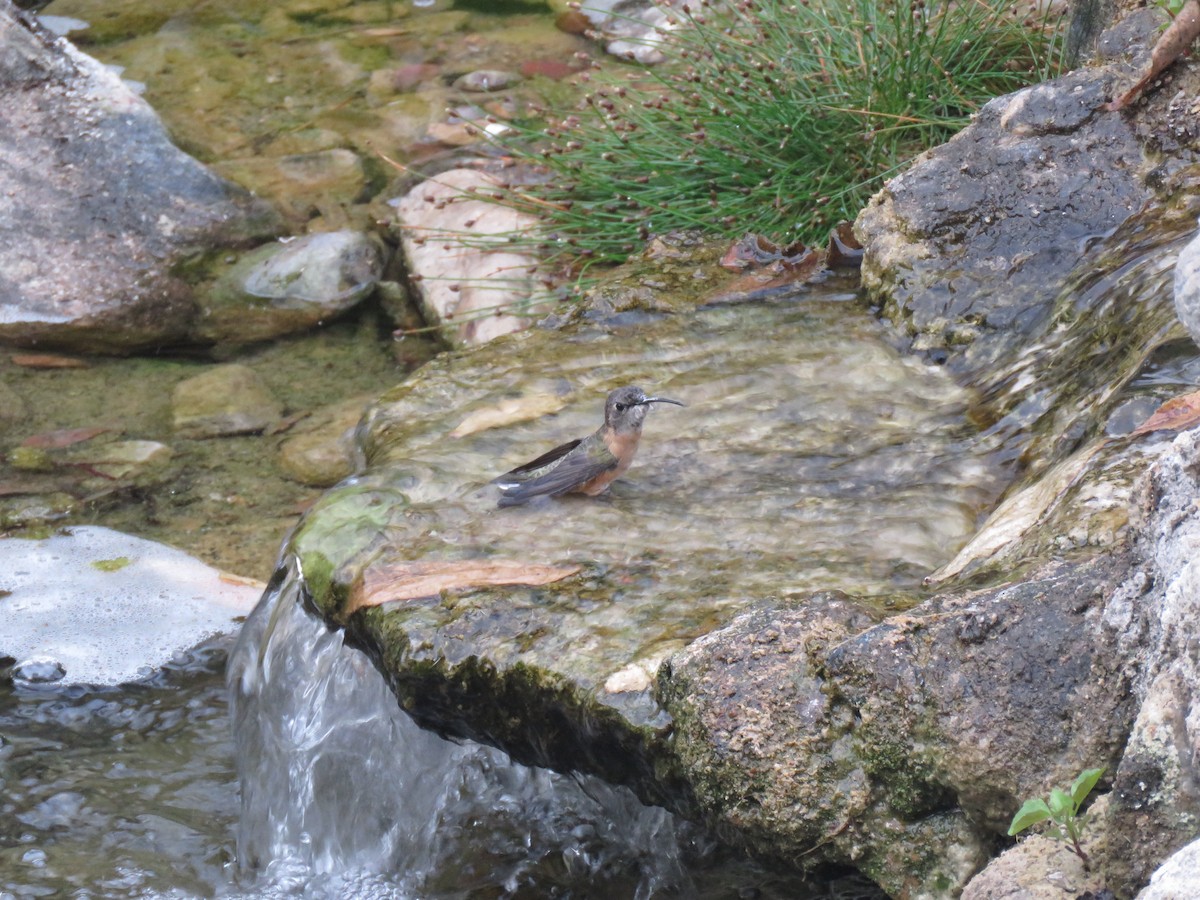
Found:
345,558 -> 582,617
827,221 -> 863,268
21,426 -> 109,449
1132,388 -> 1200,436
1107,0 -> 1200,110
450,392 -> 568,438
12,353 -> 89,369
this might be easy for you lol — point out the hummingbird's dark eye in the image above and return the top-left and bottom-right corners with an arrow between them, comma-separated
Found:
615,402 -> 627,412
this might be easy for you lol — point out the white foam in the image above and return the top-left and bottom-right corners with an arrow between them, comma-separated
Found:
1,526 -> 262,686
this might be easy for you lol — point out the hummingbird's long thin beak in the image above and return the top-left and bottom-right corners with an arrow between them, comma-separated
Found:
641,397 -> 685,407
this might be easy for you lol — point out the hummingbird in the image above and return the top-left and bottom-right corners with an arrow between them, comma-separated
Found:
493,385 -> 684,508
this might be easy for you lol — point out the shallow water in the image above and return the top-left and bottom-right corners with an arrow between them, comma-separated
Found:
301,282 -> 1006,733
0,605 -> 882,900
0,642 -> 238,898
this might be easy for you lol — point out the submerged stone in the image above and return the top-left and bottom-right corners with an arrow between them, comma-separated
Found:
277,394 -> 374,487
452,68 -> 519,92
172,364 -> 283,438
197,231 -> 385,345
212,149 -> 368,226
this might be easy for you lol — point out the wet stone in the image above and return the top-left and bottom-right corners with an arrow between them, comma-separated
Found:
11,658 -> 67,684
69,440 -> 174,483
277,395 -> 372,487
212,149 -> 368,226
288,288 -> 1007,810
452,69 -> 520,92
1173,221 -> 1200,348
856,63 -> 1153,375
196,231 -> 385,345
172,364 -> 283,438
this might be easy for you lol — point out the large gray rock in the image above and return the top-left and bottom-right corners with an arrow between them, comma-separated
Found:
0,3 -> 280,354
855,8 -> 1191,391
1101,429 -> 1200,895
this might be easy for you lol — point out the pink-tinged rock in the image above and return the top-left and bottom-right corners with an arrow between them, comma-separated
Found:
519,58 -> 578,80
389,168 -> 552,347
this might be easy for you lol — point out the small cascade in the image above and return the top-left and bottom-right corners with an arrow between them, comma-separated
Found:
228,558 -> 851,898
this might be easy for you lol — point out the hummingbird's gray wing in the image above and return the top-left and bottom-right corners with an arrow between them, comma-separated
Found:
495,438 -> 582,481
494,437 -> 617,507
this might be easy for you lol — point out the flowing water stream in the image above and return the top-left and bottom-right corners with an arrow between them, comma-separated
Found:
6,0 -> 1200,895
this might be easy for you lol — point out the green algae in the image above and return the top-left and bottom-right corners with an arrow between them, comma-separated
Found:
90,556 -> 133,572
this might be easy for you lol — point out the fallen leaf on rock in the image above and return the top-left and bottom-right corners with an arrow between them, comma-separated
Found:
450,392 -> 568,438
12,353 -> 89,369
218,571 -> 268,590
0,475 -> 61,496
827,221 -> 863,268
1107,0 -> 1200,110
1132,388 -> 1200,436
719,234 -> 816,272
21,426 -> 109,449
345,559 -> 582,617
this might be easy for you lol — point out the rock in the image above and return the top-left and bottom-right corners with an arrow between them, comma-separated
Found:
1172,221 -> 1200,348
962,796 -> 1110,899
67,439 -> 173,483
280,283 -> 998,832
1101,429 -> 1200,895
277,395 -> 372,487
0,490 -> 75,528
0,526 -> 261,685
853,9 -> 1196,484
212,149 -> 367,226
196,231 -> 385,345
1138,837 -> 1200,899
369,63 -> 439,96
659,549 -> 1136,898
0,4 -> 281,354
390,167 -> 552,346
854,13 -> 1166,378
172,364 -> 283,438
858,66 -> 1150,361
452,69 -> 520,92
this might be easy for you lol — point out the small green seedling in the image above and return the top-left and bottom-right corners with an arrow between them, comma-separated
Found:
1008,767 -> 1106,869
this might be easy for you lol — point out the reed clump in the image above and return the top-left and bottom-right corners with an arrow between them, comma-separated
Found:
487,0 -> 1063,270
